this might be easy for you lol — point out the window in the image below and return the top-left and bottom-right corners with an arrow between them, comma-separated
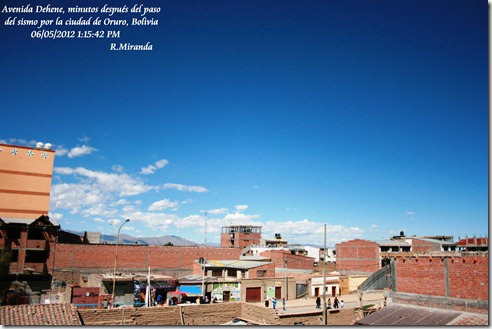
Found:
212,269 -> 222,277
28,228 -> 45,240
227,269 -> 237,277
10,250 -> 19,262
6,227 -> 21,239
257,270 -> 267,278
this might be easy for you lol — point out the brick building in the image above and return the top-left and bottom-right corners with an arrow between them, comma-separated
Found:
220,225 -> 262,248
336,239 -> 381,274
456,237 -> 488,252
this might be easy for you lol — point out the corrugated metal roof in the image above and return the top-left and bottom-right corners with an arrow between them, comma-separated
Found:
355,304 -> 461,325
376,240 -> 411,247
412,237 -> 456,245
203,260 -> 271,269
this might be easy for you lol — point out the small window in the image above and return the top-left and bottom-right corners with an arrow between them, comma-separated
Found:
6,227 -> 21,239
10,250 -> 19,262
212,269 -> 222,277
257,270 -> 267,278
228,269 -> 237,277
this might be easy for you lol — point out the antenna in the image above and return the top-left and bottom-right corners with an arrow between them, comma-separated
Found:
204,212 -> 208,247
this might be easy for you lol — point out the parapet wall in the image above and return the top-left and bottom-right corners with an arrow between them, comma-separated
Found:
78,302 -> 280,325
393,254 -> 488,305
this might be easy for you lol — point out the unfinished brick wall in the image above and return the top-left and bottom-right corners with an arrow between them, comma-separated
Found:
260,250 -> 317,271
394,255 -> 488,301
447,256 -> 488,300
51,244 -> 241,282
336,239 -> 380,273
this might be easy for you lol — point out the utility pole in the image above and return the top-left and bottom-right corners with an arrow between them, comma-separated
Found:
322,224 -> 327,325
204,212 -> 208,247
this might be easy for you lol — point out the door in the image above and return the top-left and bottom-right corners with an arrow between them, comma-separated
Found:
275,287 -> 281,299
315,287 -> 319,297
223,291 -> 230,302
246,287 -> 261,302
331,286 -> 337,297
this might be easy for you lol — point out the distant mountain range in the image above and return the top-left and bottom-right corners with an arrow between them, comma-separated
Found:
65,230 -> 214,246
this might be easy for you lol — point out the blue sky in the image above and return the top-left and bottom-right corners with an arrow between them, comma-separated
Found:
0,0 -> 488,246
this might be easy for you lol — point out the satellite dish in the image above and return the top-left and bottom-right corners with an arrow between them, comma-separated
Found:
36,142 -> 44,149
44,143 -> 52,150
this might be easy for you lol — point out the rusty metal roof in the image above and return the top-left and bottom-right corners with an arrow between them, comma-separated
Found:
355,304 -> 462,326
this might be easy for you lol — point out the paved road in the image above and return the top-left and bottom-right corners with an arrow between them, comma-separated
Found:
254,291 -> 386,315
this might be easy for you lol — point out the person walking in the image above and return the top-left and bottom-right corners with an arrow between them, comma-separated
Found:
316,296 -> 321,309
272,297 -> 277,310
282,297 -> 286,310
340,300 -> 344,308
334,296 -> 339,309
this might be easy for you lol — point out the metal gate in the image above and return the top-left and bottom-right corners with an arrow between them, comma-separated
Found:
245,287 -> 261,302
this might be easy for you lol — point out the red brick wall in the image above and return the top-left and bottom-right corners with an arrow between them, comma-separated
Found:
335,239 -> 380,273
51,244 -> 241,277
395,256 -> 446,296
394,255 -> 488,301
447,256 -> 488,300
260,250 -> 317,271
220,232 -> 261,248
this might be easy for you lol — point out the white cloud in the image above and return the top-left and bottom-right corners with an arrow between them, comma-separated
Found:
140,159 -> 169,175
224,212 -> 260,222
53,167 -> 154,197
202,208 -> 228,215
51,167 -> 157,222
406,211 -> 415,215
112,165 -> 125,173
67,145 -> 97,158
234,204 -> 248,212
54,146 -> 68,156
163,183 -> 208,193
78,136 -> 90,143
122,211 -> 179,232
141,165 -> 157,175
155,159 -> 169,168
148,199 -> 179,211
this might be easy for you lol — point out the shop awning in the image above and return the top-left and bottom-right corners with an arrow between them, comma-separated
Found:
178,286 -> 202,296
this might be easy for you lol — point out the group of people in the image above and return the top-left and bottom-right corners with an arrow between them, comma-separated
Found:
265,297 -> 286,311
315,296 -> 344,309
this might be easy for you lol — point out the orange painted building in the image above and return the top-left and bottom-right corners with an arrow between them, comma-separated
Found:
0,143 -> 55,219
